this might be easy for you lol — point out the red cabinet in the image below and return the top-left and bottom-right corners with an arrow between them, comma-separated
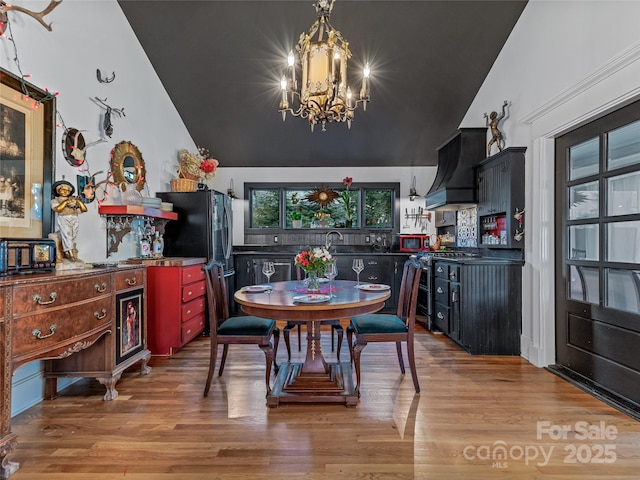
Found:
146,258 -> 207,355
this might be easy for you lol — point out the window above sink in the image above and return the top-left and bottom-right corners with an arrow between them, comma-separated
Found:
245,182 -> 399,232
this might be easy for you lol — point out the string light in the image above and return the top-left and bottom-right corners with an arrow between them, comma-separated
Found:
2,17 -> 58,106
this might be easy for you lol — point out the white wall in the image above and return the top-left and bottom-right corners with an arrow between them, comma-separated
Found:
460,0 -> 640,367
1,0 -> 197,263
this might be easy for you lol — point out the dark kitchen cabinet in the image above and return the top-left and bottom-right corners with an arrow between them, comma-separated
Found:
432,259 -> 522,355
233,254 -> 294,312
334,254 -> 407,312
433,262 -> 461,342
476,147 -> 526,248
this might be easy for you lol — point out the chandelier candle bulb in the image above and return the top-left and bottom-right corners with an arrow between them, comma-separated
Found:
288,50 -> 296,87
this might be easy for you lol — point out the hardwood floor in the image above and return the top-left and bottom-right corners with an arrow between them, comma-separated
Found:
9,322 -> 640,479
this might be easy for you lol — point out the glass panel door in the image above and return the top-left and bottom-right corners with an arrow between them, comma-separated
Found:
555,101 -> 640,411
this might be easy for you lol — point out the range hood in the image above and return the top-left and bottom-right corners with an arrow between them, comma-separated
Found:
425,127 -> 487,211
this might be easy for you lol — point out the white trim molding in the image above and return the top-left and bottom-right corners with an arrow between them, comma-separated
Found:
521,40 -> 640,127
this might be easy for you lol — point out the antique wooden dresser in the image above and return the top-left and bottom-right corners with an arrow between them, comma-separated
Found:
0,265 -> 150,478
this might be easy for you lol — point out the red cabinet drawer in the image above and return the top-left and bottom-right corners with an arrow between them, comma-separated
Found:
181,314 -> 205,344
182,265 -> 205,285
181,296 -> 206,322
181,280 -> 206,303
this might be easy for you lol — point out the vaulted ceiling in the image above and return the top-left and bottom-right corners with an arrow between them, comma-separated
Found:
118,1 -> 527,168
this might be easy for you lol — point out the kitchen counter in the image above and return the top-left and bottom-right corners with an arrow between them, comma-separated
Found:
234,245 -> 406,256
124,257 -> 207,267
439,257 -> 524,265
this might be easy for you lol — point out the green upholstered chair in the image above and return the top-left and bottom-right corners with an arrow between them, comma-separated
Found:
203,261 -> 279,397
347,258 -> 421,396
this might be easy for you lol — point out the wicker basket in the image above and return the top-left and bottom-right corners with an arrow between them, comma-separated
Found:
170,177 -> 198,192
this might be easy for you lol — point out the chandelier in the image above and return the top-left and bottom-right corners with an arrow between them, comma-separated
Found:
278,0 -> 370,132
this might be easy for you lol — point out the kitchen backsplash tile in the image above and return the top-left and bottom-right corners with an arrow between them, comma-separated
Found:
457,206 -> 477,248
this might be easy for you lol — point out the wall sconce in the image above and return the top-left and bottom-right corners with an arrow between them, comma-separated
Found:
409,176 -> 421,201
227,179 -> 237,199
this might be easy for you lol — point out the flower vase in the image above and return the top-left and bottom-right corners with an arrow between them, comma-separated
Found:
306,270 -> 321,292
345,219 -> 353,228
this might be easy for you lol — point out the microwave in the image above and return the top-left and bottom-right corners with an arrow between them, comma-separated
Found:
399,234 -> 430,253
0,238 -> 57,275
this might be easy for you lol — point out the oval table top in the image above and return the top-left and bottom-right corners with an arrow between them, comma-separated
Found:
234,280 -> 391,322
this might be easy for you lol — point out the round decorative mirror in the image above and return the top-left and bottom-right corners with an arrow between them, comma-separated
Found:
110,141 -> 146,191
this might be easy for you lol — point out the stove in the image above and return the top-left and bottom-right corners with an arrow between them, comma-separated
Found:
418,251 -> 478,266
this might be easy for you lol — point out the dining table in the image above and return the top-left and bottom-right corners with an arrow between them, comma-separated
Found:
234,279 -> 391,407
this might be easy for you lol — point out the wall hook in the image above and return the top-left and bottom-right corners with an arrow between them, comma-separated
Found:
96,69 -> 116,84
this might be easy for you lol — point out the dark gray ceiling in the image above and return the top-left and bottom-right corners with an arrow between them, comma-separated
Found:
118,0 -> 526,167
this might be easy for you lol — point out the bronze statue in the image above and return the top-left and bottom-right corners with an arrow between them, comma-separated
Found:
51,179 -> 87,262
484,101 -> 509,156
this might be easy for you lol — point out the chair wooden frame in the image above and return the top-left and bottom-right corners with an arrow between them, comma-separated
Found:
347,258 -> 421,396
203,261 -> 279,397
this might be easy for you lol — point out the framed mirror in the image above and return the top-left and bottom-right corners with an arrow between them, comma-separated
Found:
110,140 -> 146,191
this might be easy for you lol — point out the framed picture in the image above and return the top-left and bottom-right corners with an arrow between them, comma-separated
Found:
116,289 -> 145,364
0,67 -> 55,238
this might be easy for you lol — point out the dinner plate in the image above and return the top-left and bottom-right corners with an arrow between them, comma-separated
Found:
355,284 -> 391,292
242,285 -> 271,293
292,294 -> 331,304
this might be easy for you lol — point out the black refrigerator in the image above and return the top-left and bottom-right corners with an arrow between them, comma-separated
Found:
156,190 -> 234,274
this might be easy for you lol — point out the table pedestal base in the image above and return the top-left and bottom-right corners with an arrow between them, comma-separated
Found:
267,362 -> 358,407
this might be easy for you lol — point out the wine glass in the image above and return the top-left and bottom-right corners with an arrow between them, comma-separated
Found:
262,261 -> 275,286
324,261 -> 338,297
352,258 -> 364,285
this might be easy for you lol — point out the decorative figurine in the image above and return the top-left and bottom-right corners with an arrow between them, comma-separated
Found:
484,101 -> 509,156
51,179 -> 87,263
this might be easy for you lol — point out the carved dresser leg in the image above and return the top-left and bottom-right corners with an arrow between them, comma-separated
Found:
140,352 -> 152,375
96,372 -> 122,401
1,436 -> 19,479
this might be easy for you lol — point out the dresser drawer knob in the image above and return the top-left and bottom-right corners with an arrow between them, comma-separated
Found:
125,277 -> 137,286
32,292 -> 57,305
32,324 -> 57,339
437,287 -> 444,294
95,282 -> 108,293
437,312 -> 444,319
94,308 -> 108,320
